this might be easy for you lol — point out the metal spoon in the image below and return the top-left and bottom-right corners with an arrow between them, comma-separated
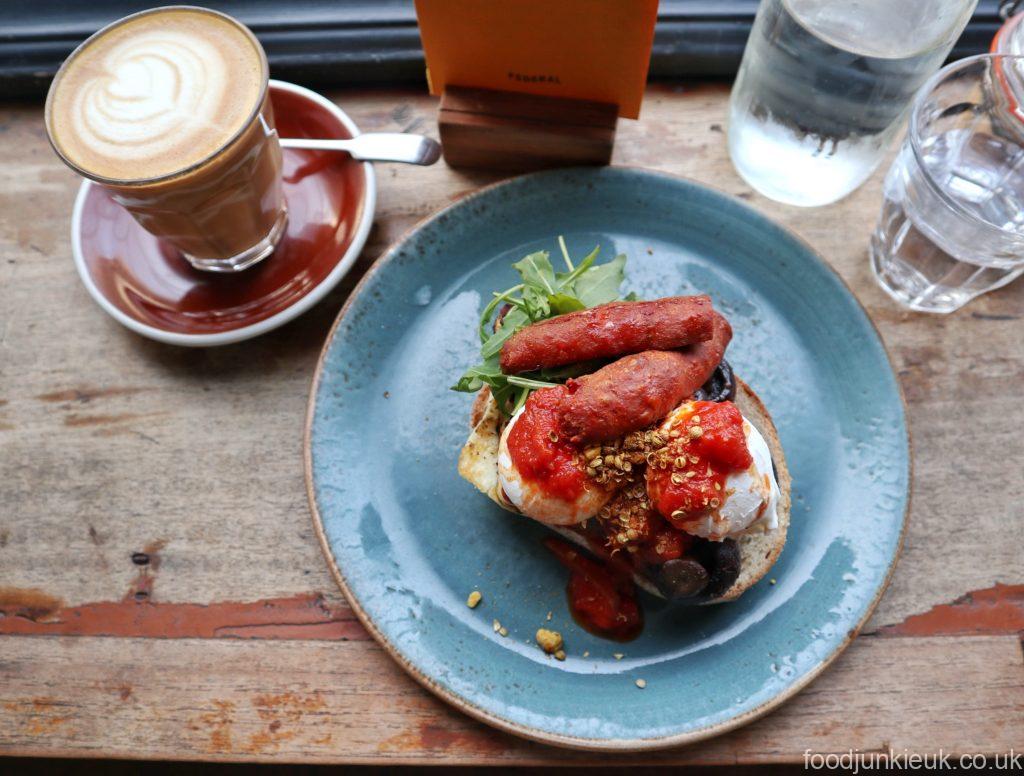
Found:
279,133 -> 442,166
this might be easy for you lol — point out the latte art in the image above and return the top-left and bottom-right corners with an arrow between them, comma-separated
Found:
74,32 -> 228,158
45,7 -> 286,269
48,8 -> 264,181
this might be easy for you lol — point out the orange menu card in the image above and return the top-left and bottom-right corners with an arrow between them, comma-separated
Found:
414,0 -> 659,119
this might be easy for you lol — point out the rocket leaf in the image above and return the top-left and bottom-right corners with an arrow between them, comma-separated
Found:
452,238 -> 632,416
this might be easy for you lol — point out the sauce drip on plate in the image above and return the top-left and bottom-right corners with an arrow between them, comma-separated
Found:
544,537 -> 643,642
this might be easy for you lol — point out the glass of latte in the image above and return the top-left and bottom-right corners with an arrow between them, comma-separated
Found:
45,6 -> 287,272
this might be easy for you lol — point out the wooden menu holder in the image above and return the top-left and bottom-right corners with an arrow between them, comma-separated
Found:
439,86 -> 618,171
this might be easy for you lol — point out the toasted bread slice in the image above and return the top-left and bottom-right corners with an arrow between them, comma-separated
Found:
457,379 -> 791,603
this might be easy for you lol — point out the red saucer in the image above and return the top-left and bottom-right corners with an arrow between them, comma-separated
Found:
72,80 -> 376,346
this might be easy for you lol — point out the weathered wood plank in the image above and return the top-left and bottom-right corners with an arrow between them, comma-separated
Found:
2,583 -> 1022,642
0,634 -> 1019,763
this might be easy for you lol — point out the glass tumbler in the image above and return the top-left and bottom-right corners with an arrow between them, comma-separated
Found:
871,54 -> 1024,313
728,0 -> 978,207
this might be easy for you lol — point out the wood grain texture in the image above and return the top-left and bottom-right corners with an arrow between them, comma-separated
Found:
1,83 -> 1022,762
0,635 -> 1020,763
439,86 -> 616,170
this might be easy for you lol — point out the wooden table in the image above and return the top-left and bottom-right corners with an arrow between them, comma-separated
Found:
1,84 -> 1021,765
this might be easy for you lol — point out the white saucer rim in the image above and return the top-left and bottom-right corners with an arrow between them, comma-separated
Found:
71,78 -> 378,347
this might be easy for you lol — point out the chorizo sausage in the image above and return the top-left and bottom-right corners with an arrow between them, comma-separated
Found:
558,313 -> 732,444
499,296 -> 714,374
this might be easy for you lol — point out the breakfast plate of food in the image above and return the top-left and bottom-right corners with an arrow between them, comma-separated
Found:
305,167 -> 909,749
458,286 -> 790,618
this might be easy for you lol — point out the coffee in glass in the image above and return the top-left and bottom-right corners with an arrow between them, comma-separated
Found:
45,5 -> 286,272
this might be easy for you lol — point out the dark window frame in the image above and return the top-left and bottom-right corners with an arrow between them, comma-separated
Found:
0,0 -> 1005,99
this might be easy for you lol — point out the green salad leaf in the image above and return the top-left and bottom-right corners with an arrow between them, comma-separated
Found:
574,254 -> 627,307
547,293 -> 586,315
452,237 -> 629,416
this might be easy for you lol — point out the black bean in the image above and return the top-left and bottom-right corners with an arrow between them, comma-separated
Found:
657,558 -> 710,599
694,538 -> 742,599
692,359 -> 736,403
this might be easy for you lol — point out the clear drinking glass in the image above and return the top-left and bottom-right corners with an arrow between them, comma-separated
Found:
728,0 -> 978,207
871,54 -> 1024,313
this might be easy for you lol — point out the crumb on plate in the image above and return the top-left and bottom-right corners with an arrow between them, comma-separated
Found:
536,628 -> 563,655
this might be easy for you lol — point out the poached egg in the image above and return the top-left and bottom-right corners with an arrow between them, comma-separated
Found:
497,406 -> 612,526
652,402 -> 780,541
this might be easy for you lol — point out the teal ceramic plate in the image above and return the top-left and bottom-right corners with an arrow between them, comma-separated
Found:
305,168 -> 909,750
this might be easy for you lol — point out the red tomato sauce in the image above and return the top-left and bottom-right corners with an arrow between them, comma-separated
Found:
576,496 -> 695,566
544,537 -> 643,641
639,526 -> 694,565
647,401 -> 752,528
506,386 -> 588,502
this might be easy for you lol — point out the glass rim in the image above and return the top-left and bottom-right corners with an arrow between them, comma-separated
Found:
44,5 -> 270,188
908,52 -> 1024,236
